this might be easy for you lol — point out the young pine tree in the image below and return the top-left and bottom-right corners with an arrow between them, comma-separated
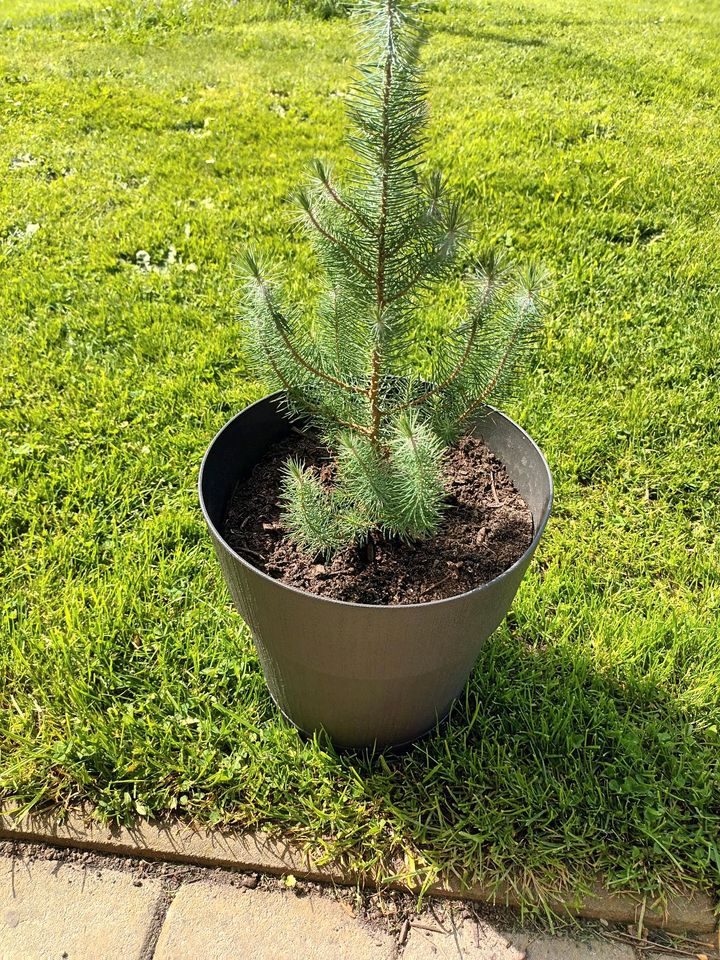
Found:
243,0 -> 545,559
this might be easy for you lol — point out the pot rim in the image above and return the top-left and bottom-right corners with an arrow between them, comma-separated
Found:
198,391 -> 553,611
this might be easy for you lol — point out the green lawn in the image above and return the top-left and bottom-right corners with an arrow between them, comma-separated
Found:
2,0 -> 719,908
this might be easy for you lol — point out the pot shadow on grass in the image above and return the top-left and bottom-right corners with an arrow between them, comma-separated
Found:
311,631 -> 720,893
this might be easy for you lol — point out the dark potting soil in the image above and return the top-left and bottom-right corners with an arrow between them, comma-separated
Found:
222,432 -> 533,605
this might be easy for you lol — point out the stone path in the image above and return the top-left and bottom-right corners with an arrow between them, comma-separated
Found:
0,844 -> 702,960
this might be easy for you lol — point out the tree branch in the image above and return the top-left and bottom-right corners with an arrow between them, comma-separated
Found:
386,248 -> 440,305
304,208 -> 374,282
390,276 -> 496,412
320,179 -> 375,236
456,308 -> 529,425
262,344 -> 373,436
257,281 -> 367,396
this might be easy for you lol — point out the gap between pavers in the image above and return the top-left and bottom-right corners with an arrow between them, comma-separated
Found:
0,804 -> 715,936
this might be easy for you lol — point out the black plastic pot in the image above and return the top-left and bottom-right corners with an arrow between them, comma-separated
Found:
199,393 -> 552,750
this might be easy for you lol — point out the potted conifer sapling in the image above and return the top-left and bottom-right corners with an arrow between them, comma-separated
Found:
199,0 -> 553,749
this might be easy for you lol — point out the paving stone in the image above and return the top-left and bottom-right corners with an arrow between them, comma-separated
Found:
0,854 -> 163,960
403,916 -> 526,958
645,954 -> 718,960
153,882 -> 395,959
513,932 -> 635,960
404,918 -> 635,960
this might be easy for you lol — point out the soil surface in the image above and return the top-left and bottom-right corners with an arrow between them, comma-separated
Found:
222,432 -> 533,605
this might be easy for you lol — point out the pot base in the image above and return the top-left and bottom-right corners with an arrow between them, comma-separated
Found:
267,688 -> 454,753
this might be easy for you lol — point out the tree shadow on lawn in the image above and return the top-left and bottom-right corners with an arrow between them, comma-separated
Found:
437,22 -> 547,48
323,631 -> 720,896
430,18 -> 677,105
